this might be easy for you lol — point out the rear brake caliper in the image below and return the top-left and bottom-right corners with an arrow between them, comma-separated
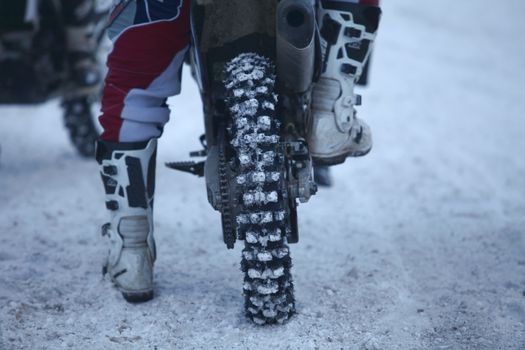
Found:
284,140 -> 318,203
281,140 -> 318,243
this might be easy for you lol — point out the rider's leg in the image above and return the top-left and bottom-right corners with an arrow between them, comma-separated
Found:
61,0 -> 102,93
309,0 -> 381,165
97,0 -> 190,302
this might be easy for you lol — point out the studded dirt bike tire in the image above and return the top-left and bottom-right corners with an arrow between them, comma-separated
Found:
224,53 -> 295,325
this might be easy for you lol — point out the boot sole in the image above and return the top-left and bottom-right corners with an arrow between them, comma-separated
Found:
312,146 -> 372,166
122,290 -> 154,303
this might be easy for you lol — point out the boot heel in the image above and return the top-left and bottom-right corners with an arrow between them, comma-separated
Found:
122,290 -> 154,303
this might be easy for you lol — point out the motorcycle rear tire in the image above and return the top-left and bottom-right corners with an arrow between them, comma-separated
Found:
62,96 -> 99,158
224,53 -> 295,325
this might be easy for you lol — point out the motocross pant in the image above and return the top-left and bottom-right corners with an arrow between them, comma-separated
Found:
99,0 -> 190,142
98,0 -> 377,142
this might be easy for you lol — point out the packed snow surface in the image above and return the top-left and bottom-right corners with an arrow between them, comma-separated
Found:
1,0 -> 525,349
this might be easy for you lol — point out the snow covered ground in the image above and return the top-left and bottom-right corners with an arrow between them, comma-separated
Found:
1,0 -> 524,349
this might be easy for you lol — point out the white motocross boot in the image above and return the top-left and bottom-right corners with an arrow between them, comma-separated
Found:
309,0 -> 381,165
96,139 -> 157,302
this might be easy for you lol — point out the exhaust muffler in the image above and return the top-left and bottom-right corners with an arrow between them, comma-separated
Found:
276,0 -> 318,93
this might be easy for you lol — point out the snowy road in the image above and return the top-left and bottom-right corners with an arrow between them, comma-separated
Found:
1,0 -> 524,349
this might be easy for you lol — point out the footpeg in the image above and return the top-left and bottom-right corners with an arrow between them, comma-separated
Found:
166,161 -> 205,177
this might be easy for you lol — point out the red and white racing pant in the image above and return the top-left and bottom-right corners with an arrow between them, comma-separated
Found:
99,0 -> 190,142
99,0 -> 378,142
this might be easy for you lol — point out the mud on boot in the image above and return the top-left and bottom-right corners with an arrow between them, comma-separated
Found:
96,139 -> 158,302
308,0 -> 381,165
